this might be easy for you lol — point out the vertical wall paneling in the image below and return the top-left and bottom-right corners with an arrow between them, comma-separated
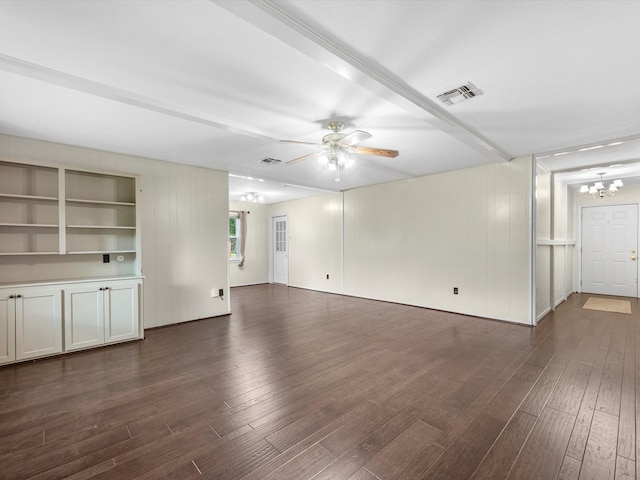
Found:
342,157 -> 533,325
267,193 -> 343,294
536,164 -> 552,321
0,133 -> 230,328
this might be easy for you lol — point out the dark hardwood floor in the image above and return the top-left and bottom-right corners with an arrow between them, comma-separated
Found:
1,285 -> 637,479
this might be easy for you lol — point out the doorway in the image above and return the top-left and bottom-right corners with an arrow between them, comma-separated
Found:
272,215 -> 288,285
581,204 -> 638,297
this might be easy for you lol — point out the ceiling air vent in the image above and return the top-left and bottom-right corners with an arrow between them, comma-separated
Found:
259,157 -> 282,165
437,82 -> 482,106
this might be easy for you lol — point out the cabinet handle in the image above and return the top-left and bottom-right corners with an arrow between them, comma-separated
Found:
16,294 -> 22,298
104,287 -> 109,290
8,295 -> 14,299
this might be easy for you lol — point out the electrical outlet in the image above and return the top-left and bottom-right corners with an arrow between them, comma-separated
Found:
211,289 -> 216,297
218,288 -> 224,297
103,254 -> 110,264
453,287 -> 458,295
326,274 -> 329,280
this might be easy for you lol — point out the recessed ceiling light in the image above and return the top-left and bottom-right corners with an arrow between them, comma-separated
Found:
229,173 -> 265,182
579,145 -> 604,152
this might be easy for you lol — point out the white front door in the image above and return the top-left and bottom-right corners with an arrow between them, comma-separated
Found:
581,204 -> 638,297
273,215 -> 288,285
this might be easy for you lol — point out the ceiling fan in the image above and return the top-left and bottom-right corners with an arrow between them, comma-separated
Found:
280,121 -> 399,182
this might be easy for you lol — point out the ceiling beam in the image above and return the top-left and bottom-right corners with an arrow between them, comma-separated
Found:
0,53 -> 285,142
216,0 -> 512,163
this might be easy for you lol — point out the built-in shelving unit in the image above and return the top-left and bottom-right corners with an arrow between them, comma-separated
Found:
64,169 -> 137,256
0,158 -> 143,366
0,161 -> 60,256
0,158 -> 140,281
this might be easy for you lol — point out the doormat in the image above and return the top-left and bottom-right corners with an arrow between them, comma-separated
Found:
583,297 -> 631,314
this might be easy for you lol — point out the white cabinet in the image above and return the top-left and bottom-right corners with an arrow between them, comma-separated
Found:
65,279 -> 140,351
0,286 -> 62,364
0,292 -> 16,363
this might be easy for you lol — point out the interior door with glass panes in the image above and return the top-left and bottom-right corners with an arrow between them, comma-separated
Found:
272,215 -> 288,285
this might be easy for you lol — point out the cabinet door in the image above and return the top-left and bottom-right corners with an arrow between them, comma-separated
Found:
64,285 -> 104,351
0,292 -> 16,364
15,287 -> 62,360
104,281 -> 140,343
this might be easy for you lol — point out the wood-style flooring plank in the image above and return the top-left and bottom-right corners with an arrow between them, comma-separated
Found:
362,420 -> 440,480
469,410 -> 537,480
580,410 -> 619,480
506,406 -> 576,480
566,346 -> 609,461
546,361 -> 593,416
618,319 -> 636,462
615,455 -> 635,480
557,455 -> 582,480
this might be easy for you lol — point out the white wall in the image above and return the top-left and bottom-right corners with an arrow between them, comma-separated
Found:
553,178 -> 575,306
536,166 -> 577,321
264,158 -> 534,325
535,165 -> 552,319
0,133 -> 230,328
344,157 -> 533,324
268,193 -> 343,294
229,201 -> 269,287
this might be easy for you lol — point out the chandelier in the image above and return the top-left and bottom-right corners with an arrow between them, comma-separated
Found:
319,145 -> 354,183
240,192 -> 263,202
580,172 -> 623,198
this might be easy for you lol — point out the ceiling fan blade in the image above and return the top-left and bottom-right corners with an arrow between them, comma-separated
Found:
286,151 -> 321,165
280,139 -> 325,148
338,130 -> 372,147
352,146 -> 399,158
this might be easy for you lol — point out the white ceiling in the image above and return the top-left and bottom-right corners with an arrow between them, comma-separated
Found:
1,0 -> 640,203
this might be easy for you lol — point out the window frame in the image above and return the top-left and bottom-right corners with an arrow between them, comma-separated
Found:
229,211 -> 242,261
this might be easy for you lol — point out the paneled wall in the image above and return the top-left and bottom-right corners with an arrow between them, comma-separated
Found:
268,193 -> 343,294
0,133 -> 230,328
344,157 -> 533,324
267,157 -> 534,325
536,165 -> 552,320
229,201 -> 269,287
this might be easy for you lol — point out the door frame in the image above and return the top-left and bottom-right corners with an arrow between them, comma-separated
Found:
269,214 -> 288,285
577,202 -> 640,298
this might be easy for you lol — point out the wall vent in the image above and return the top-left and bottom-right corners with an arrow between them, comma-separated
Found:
437,82 -> 482,106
